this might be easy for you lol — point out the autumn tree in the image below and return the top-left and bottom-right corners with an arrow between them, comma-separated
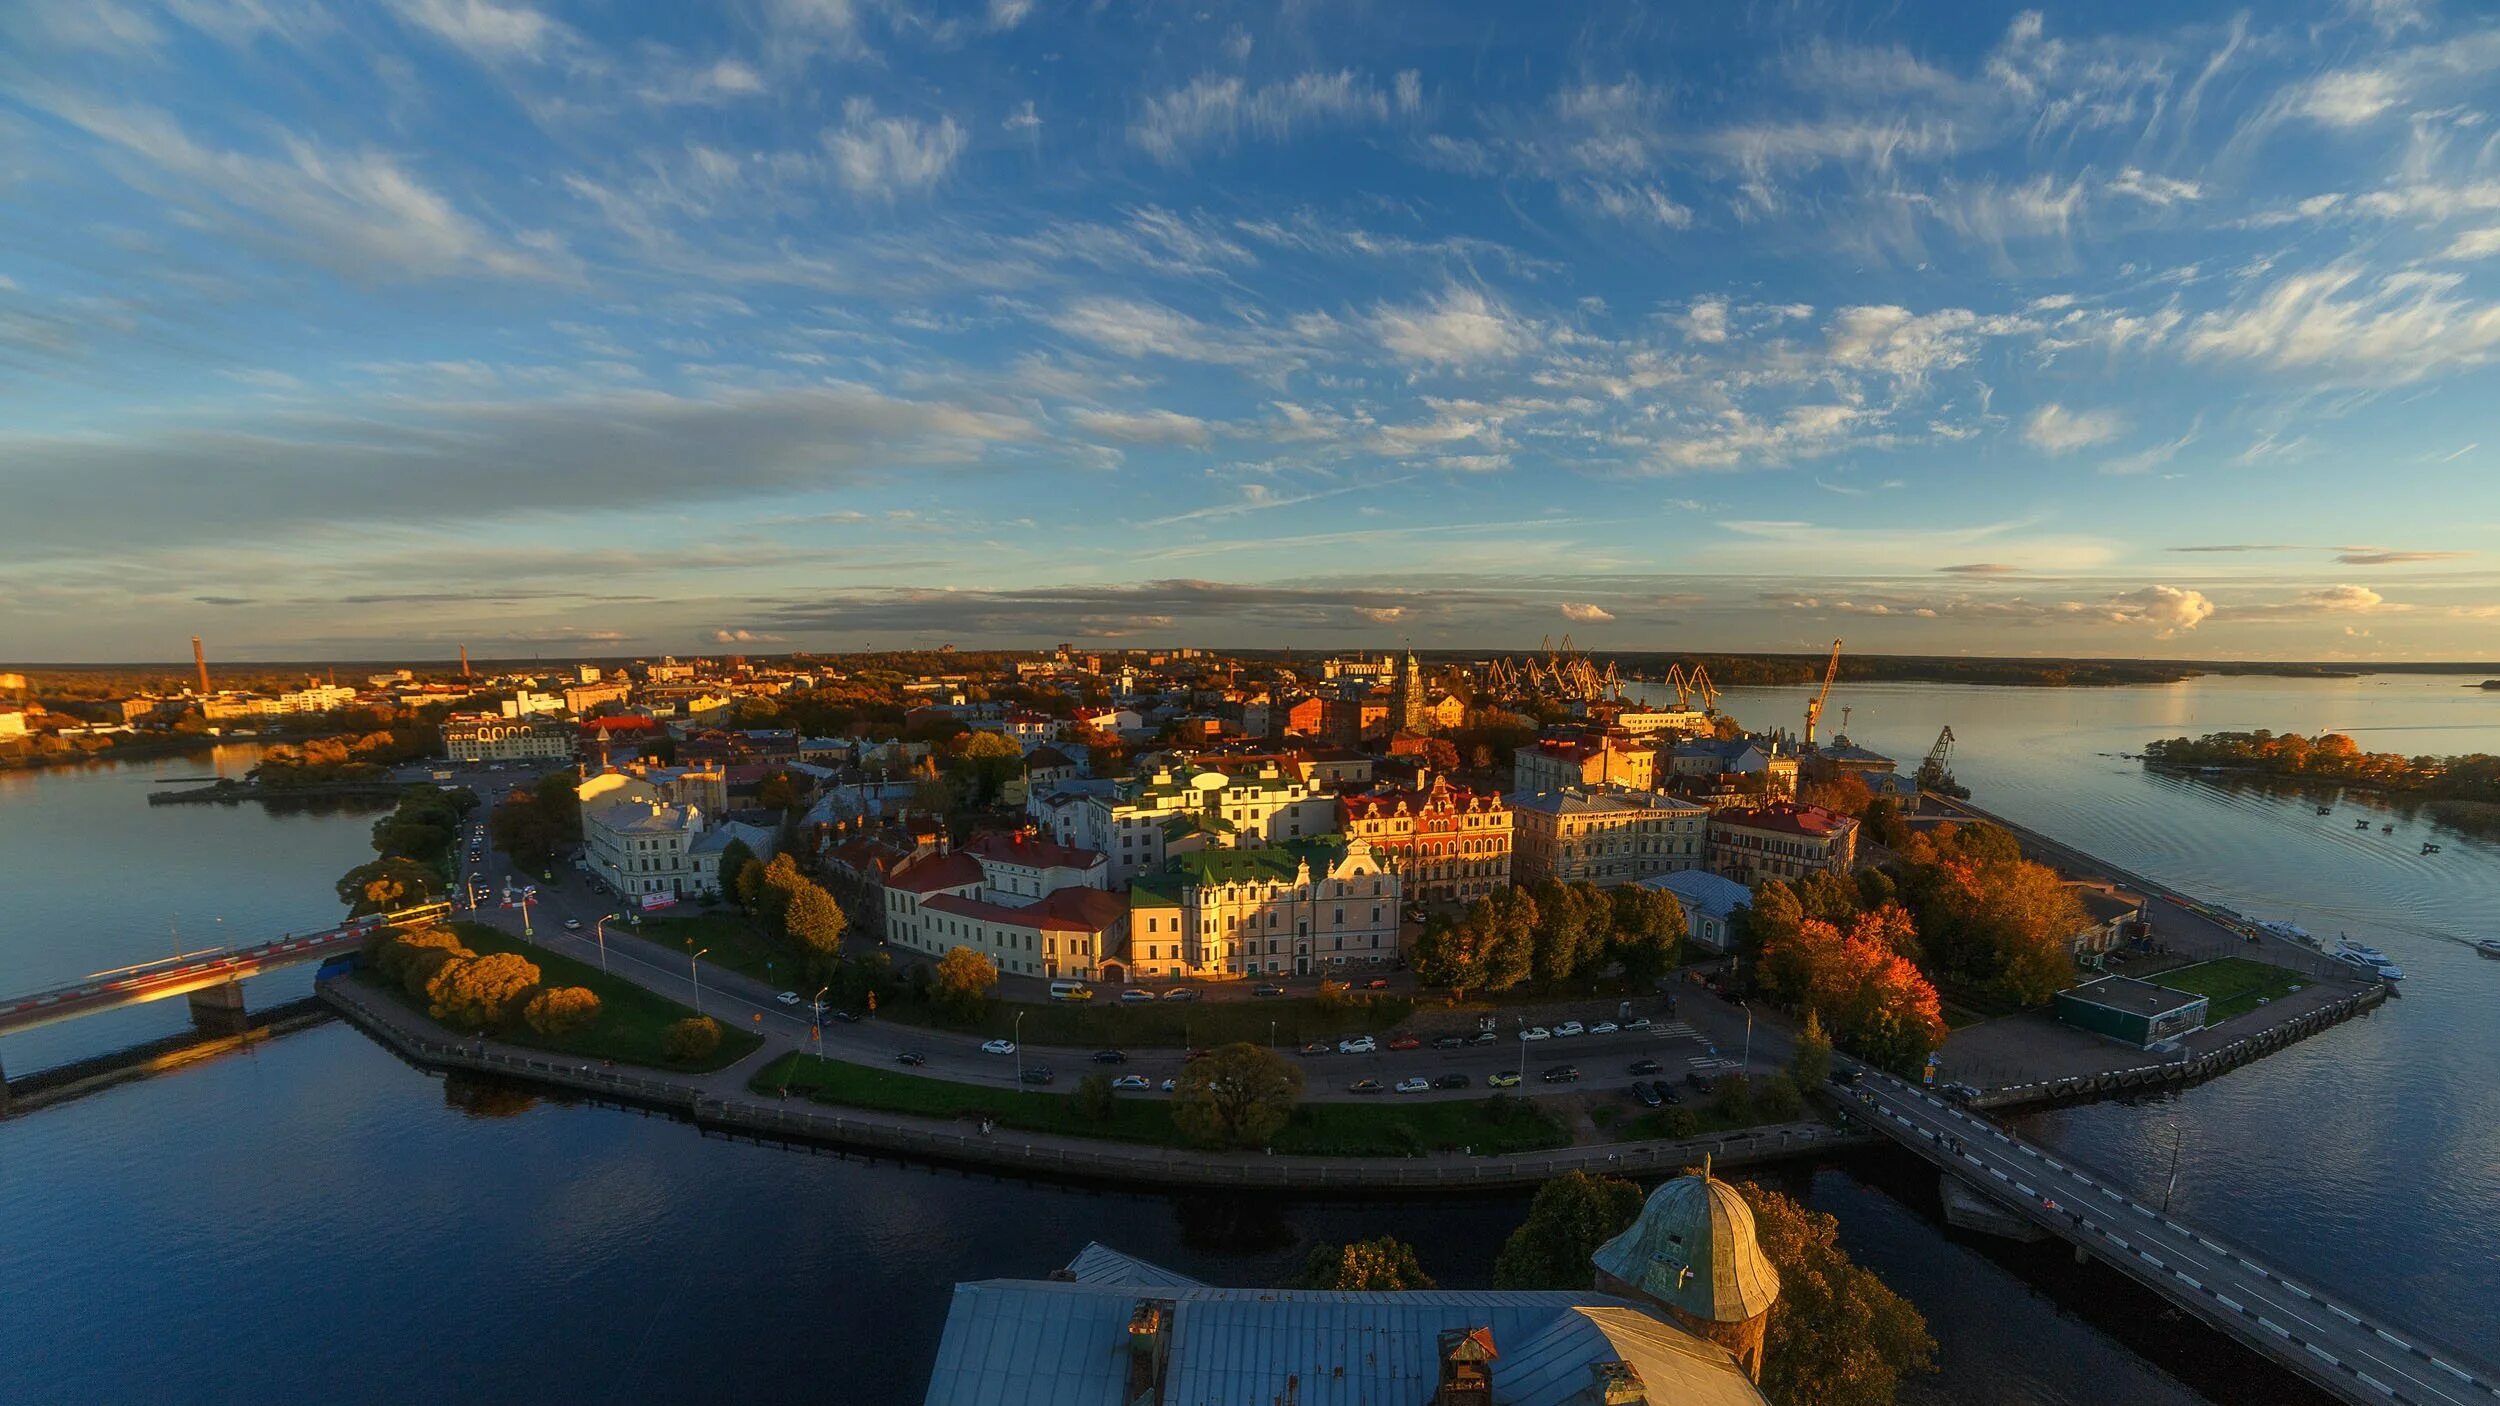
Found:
784,880 -> 849,977
523,985 -> 602,1036
426,951 -> 542,1028
1295,1236 -> 1437,1291
337,857 -> 441,916
1170,1042 -> 1303,1148
1789,1008 -> 1833,1089
661,1016 -> 723,1062
1492,1170 -> 1646,1289
715,838 -> 757,907
1739,1180 -> 1937,1406
752,852 -> 805,936
930,945 -> 998,1021
1608,883 -> 1686,987
376,926 -> 469,985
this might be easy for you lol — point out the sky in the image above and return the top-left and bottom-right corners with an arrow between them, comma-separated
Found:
3,0 -> 2499,663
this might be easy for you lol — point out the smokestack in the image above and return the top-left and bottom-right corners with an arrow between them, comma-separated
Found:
192,635 -> 209,695
460,644 -> 471,679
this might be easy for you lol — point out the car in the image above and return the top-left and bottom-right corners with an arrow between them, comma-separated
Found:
1092,1049 -> 1128,1064
1119,989 -> 1157,1004
1364,978 -> 1391,990
1589,1020 -> 1619,1035
1387,1034 -> 1421,1051
1431,1073 -> 1472,1090
1553,1021 -> 1586,1038
981,1039 -> 1017,1055
1021,1066 -> 1055,1085
1111,1074 -> 1151,1090
1348,1078 -> 1385,1094
894,1051 -> 926,1066
1827,1068 -> 1864,1088
1159,1077 -> 1177,1093
1623,1017 -> 1653,1032
775,991 -> 800,1005
1431,1035 -> 1467,1050
1540,1065 -> 1582,1083
1487,1070 -> 1522,1088
1471,1029 -> 1500,1045
563,918 -> 583,931
1182,1048 -> 1213,1063
1395,1076 -> 1430,1094
1253,984 -> 1288,997
830,1010 -> 862,1024
2041,1197 -> 2062,1214
1159,987 -> 1199,1002
1628,1058 -> 1663,1076
1943,1081 -> 1983,1104
1337,1036 -> 1377,1055
1632,1081 -> 1665,1108
1650,1080 -> 1683,1105
1518,1026 -> 1551,1042
1300,1041 -> 1333,1056
1687,1070 -> 1717,1093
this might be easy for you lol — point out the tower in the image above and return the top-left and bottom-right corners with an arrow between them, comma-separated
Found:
1589,1159 -> 1781,1382
1395,648 -> 1426,734
459,644 -> 471,679
192,635 -> 209,695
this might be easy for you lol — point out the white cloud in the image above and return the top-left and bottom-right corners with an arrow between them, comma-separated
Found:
1373,286 -> 1534,367
1131,70 -> 1393,165
2293,68 -> 2403,126
2436,227 -> 2500,262
2185,264 -> 2500,382
986,0 -> 1031,30
2106,167 -> 2204,206
2024,403 -> 2125,454
1684,297 -> 1729,343
1559,602 -> 1615,623
1394,70 -> 1423,115
392,0 -> 566,63
1574,182 -> 1694,228
1066,407 -> 1212,446
2103,585 -> 2215,635
713,627 -> 786,643
1003,100 -> 1041,132
828,99 -> 965,197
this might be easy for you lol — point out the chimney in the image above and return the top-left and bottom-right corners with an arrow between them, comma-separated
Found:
1583,1361 -> 1648,1406
1430,1327 -> 1496,1406
1124,1299 -> 1172,1405
192,635 -> 209,696
460,644 -> 471,679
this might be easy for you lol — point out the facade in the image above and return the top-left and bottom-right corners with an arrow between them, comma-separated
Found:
1077,763 -> 1341,885
441,712 -> 577,763
1666,739 -> 1798,800
1706,804 -> 1859,885
582,797 -> 700,901
1339,777 -> 1513,904
580,762 -> 728,815
1511,787 -> 1709,888
1128,839 -> 1400,978
565,680 -> 632,713
2054,975 -> 2208,1048
1637,869 -> 1756,953
2069,884 -> 2152,956
1609,705 -> 1713,736
881,835 -> 1126,981
1514,735 -> 1656,797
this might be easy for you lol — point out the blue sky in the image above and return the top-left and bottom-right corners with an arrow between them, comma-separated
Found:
3,0 -> 2498,662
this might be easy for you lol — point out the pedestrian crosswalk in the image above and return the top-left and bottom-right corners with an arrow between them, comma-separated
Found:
1687,1055 -> 1744,1072
1656,1021 -> 1699,1039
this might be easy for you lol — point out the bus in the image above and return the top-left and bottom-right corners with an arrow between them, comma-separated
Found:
1047,979 -> 1095,1003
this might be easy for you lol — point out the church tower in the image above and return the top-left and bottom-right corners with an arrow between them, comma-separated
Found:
1395,649 -> 1426,734
1588,1160 -> 1781,1382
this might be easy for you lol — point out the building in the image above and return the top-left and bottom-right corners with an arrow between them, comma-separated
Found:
882,838 -> 1133,983
2054,975 -> 2208,1049
275,681 -> 361,713
924,1168 -> 1776,1404
1665,738 -> 1799,800
1339,776 -> 1512,904
499,690 -> 562,718
1394,650 -> 1426,733
581,791 -> 774,903
1607,705 -> 1713,736
1075,763 -> 1341,886
441,712 -> 577,763
1799,741 -> 1899,786
1129,838 -> 1400,978
565,680 -> 632,714
1514,735 -> 1655,797
1637,869 -> 1756,953
2068,883 -> 2152,956
580,762 -> 728,815
1706,804 -> 1858,885
1512,787 -> 1709,888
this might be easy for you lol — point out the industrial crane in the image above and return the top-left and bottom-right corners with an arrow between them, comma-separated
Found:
1803,639 -> 1843,746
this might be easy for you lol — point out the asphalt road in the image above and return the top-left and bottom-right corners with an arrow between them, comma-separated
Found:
1853,1067 -> 2499,1406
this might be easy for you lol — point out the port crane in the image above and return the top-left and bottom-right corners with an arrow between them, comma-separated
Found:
1914,725 -> 1968,798
1802,639 -> 1842,746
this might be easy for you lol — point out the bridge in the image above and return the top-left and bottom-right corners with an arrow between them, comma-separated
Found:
0,904 -> 450,1103
1848,1065 -> 2498,1406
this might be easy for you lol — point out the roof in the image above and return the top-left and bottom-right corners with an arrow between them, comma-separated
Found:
1023,745 -> 1075,770
1510,786 -> 1708,819
921,1276 -> 1768,1406
924,892 -> 1100,935
962,830 -> 1105,872
2058,974 -> 2206,1018
1714,803 -> 1852,838
1638,869 -> 1755,917
1031,885 -> 1129,931
1592,1170 -> 1781,1326
2072,885 -> 2146,924
887,850 -> 986,895
1059,1243 -> 1204,1288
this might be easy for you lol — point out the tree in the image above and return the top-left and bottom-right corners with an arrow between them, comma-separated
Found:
1473,885 -> 1540,993
735,854 -> 770,913
1529,879 -> 1611,986
1609,884 -> 1686,987
1072,1072 -> 1117,1124
661,1016 -> 723,1062
1754,1070 -> 1806,1121
1789,1008 -> 1834,1089
716,838 -> 757,906
1710,1071 -> 1754,1124
931,945 -> 998,1021
1414,737 -> 1460,773
337,857 -> 440,916
1492,1170 -> 1646,1288
784,879 -> 849,976
377,926 -> 468,984
1295,1236 -> 1437,1291
426,950 -> 542,1028
523,985 -> 602,1036
398,936 -> 476,1000
1171,1042 -> 1303,1148
1804,773 -> 1875,819
1738,1180 -> 1937,1406
1408,916 -> 1489,1000
756,770 -> 803,812
754,852 -> 804,936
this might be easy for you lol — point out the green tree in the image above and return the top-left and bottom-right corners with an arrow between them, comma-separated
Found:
1739,1180 -> 1938,1406
1710,1071 -> 1754,1124
1529,879 -> 1611,985
784,880 -> 849,977
661,1016 -> 723,1062
716,838 -> 757,907
734,854 -> 769,913
1294,1236 -> 1437,1291
337,857 -> 441,916
1608,883 -> 1686,987
754,852 -> 804,936
1170,1042 -> 1303,1148
1072,1071 -> 1117,1124
1476,885 -> 1540,993
426,950 -> 541,1028
1754,1070 -> 1806,1121
523,985 -> 602,1036
1491,1170 -> 1646,1288
931,945 -> 998,1021
756,770 -> 802,812
1408,915 -> 1489,999
1789,1008 -> 1834,1090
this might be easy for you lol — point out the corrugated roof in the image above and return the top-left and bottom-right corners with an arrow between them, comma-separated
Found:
1060,1243 -> 1205,1288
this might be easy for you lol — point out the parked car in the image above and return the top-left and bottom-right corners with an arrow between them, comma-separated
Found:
1111,1075 -> 1150,1091
1119,989 -> 1156,1004
1431,1073 -> 1471,1090
1628,1058 -> 1662,1076
1631,1081 -> 1664,1108
981,1039 -> 1017,1056
829,1010 -> 862,1024
1943,1081 -> 1983,1104
1828,1068 -> 1864,1088
1687,1070 -> 1717,1092
1518,1026 -> 1552,1042
1386,1034 -> 1421,1051
894,1051 -> 926,1066
1159,987 -> 1198,1001
1159,1078 -> 1177,1093
562,918 -> 583,932
1540,1065 -> 1582,1083
1337,1035 -> 1377,1055
1091,1049 -> 1127,1064
1471,1029 -> 1500,1045
1253,984 -> 1288,997
1624,1017 -> 1653,1032
1348,1078 -> 1385,1094
1553,1020 -> 1586,1038
1394,1076 -> 1430,1094
1487,1070 -> 1522,1089
1650,1080 -> 1683,1105
1021,1066 -> 1055,1085
1431,1035 -> 1467,1050
1364,978 -> 1391,990
1589,1020 -> 1619,1035
774,990 -> 799,1005
1300,1041 -> 1332,1056
1182,1048 -> 1213,1063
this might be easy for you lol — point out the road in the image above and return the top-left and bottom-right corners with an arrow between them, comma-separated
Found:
1852,1065 -> 2500,1406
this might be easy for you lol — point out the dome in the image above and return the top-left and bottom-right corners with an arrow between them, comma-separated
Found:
1590,1167 -> 1780,1324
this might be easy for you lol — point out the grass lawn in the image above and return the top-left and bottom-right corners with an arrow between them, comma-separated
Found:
2152,956 -> 2312,1022
880,992 -> 1416,1049
356,921 -> 763,1073
641,912 -> 807,990
751,1051 -> 1570,1156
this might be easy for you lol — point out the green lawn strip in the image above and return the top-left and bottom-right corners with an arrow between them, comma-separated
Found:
641,912 -> 804,990
2152,956 -> 2312,1023
1268,1097 -> 1569,1156
352,920 -> 762,1073
875,993 -> 1416,1049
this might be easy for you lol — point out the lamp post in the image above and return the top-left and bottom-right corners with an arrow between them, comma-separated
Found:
1740,1001 -> 1754,1071
689,946 -> 709,1017
593,916 -> 610,974
1014,1008 -> 1026,1093
1517,1016 -> 1528,1087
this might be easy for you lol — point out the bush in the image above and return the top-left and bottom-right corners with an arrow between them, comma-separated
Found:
661,1016 -> 723,1062
1711,1072 -> 1754,1124
1315,979 -> 1352,1010
1755,1070 -> 1805,1121
523,985 -> 602,1037
376,927 -> 467,984
1073,1072 -> 1117,1124
1656,1105 -> 1700,1138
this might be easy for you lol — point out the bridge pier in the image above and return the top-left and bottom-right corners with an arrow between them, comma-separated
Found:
1,1049 -> 11,1112
187,981 -> 250,1036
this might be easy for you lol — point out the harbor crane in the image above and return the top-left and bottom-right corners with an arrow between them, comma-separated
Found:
1803,639 -> 1843,746
1915,725 -> 1968,798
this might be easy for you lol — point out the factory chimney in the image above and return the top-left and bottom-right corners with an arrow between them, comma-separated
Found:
192,635 -> 210,696
460,644 -> 471,679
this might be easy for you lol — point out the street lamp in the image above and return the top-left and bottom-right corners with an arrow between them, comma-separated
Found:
1740,1001 -> 1754,1070
592,916 -> 609,973
689,946 -> 710,1017
1014,1008 -> 1026,1092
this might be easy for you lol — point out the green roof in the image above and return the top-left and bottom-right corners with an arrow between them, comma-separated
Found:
1134,837 -> 1355,898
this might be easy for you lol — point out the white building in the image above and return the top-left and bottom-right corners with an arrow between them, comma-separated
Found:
581,790 -> 774,902
1074,763 -> 1342,885
1511,786 -> 1709,888
441,713 -> 576,763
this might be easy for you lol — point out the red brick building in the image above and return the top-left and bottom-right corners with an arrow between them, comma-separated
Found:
1339,776 -> 1513,904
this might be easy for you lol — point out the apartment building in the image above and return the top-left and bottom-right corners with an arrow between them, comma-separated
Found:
1128,838 -> 1401,979
1513,734 -> 1656,797
1706,803 -> 1859,885
1338,776 -> 1512,905
1511,786 -> 1709,888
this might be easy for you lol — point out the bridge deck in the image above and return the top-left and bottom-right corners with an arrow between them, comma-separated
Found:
1852,1069 -> 2498,1406
1,927 -> 369,1036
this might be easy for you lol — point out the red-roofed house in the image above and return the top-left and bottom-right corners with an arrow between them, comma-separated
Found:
1707,804 -> 1859,885
1339,777 -> 1512,903
883,831 -> 1119,979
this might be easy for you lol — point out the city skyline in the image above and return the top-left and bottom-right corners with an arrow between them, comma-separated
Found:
5,0 -> 2499,662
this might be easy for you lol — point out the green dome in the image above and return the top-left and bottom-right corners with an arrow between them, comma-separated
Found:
1591,1169 -> 1780,1324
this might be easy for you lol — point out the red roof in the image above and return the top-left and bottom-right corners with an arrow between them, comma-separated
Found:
1718,803 -> 1851,837
962,830 -> 1105,872
1033,885 -> 1128,930
923,892 -> 1098,934
886,849 -> 984,894
583,716 -> 660,735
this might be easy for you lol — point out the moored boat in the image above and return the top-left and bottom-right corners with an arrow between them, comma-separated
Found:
2476,938 -> 2500,960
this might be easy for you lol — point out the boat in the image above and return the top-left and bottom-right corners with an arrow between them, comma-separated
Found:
2332,936 -> 2391,963
2477,939 -> 2500,959
2382,824 -> 2394,834
2315,805 -> 2333,816
2355,818 -> 2373,830
2331,950 -> 2405,981
2255,919 -> 2311,941
2423,842 -> 2442,855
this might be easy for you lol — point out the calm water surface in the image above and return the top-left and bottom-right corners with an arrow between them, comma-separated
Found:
6,681 -> 2495,1404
